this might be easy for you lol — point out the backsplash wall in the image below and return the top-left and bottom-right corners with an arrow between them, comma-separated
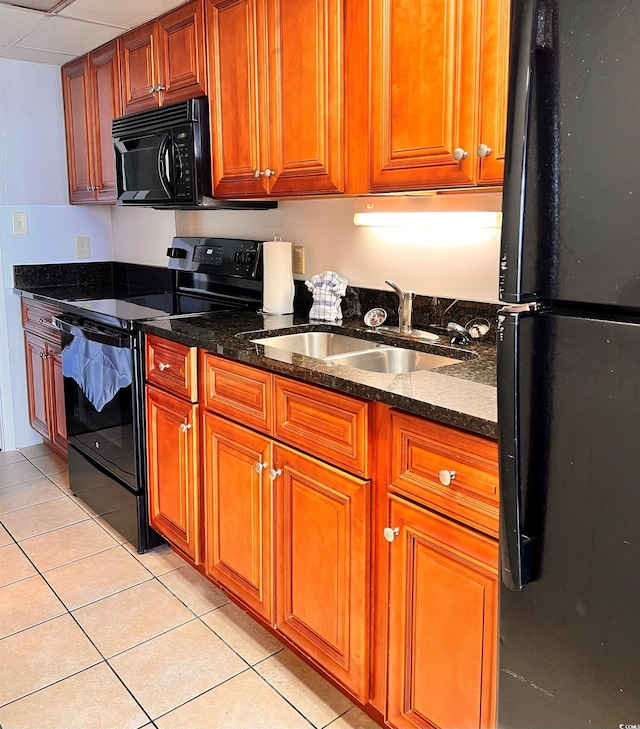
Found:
111,199 -> 501,304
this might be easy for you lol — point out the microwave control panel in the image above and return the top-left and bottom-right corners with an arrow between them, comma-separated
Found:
173,126 -> 194,199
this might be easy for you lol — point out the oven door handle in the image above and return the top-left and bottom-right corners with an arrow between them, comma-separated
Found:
53,316 -> 132,348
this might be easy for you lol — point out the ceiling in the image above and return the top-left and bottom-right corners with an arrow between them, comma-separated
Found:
0,0 -> 187,66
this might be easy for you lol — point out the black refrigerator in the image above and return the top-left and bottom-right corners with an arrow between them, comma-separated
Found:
497,1 -> 640,727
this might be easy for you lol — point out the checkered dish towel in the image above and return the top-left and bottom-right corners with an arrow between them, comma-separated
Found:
305,271 -> 348,322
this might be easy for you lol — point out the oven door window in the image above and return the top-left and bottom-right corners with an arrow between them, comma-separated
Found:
61,333 -> 138,492
115,133 -> 172,203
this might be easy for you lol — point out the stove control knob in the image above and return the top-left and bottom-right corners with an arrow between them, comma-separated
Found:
167,247 -> 187,259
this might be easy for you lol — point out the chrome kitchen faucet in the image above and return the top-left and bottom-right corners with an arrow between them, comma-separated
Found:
386,280 -> 416,333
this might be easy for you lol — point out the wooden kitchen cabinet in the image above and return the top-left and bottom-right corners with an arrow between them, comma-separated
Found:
206,0 -> 350,197
22,300 -> 67,457
120,0 -> 206,115
202,412 -> 273,622
146,385 -> 201,562
385,493 -> 498,729
274,443 -> 370,701
369,0 -> 509,191
62,40 -> 121,203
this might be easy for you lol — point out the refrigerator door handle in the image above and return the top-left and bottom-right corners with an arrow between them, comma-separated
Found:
499,0 -> 538,302
497,308 -> 533,590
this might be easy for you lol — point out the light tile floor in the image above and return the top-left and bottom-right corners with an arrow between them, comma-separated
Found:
0,446 -> 380,729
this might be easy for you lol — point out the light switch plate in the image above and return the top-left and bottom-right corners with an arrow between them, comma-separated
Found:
11,212 -> 28,236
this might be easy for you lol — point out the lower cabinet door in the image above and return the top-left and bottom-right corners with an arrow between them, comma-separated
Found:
274,444 -> 369,701
203,412 -> 273,622
24,332 -> 51,440
48,341 -> 67,455
146,385 -> 201,562
386,494 -> 498,729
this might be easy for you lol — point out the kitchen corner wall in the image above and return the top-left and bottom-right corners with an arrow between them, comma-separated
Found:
0,58 -> 114,450
111,200 -> 501,303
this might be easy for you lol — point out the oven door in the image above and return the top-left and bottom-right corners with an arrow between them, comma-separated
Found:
114,131 -> 174,204
55,315 -> 139,492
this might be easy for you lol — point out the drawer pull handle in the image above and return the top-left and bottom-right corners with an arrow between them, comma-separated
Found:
268,468 -> 282,481
38,318 -> 49,324
158,362 -> 170,371
383,526 -> 400,543
179,423 -> 192,433
438,469 -> 456,486
255,461 -> 268,474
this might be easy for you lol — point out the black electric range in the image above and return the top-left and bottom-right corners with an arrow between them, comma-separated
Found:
53,237 -> 264,552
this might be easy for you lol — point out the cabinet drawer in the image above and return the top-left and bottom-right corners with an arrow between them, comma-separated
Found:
145,335 -> 197,401
274,377 -> 369,478
201,353 -> 272,434
390,410 -> 499,537
21,298 -> 61,342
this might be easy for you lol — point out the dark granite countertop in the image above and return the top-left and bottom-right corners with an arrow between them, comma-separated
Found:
15,265 -> 498,438
139,311 -> 498,438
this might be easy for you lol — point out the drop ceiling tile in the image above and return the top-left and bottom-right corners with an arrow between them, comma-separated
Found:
16,15 -> 122,55
59,0 -> 187,29
0,5 -> 45,45
3,0 -> 60,10
0,44 -> 77,65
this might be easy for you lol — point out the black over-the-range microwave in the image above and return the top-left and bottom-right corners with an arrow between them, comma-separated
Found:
112,97 -> 276,210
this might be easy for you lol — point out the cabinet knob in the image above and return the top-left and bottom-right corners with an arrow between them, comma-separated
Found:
268,468 -> 282,481
263,168 -> 275,178
38,318 -> 48,324
158,362 -> 170,371
179,423 -> 192,433
477,143 -> 493,158
255,461 -> 268,474
155,85 -> 165,92
86,185 -> 92,192
383,526 -> 400,543
438,469 -> 456,486
149,87 -> 155,95
453,148 -> 468,162
94,185 -> 101,191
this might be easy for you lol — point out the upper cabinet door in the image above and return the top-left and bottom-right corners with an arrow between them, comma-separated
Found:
477,0 -> 510,184
120,21 -> 158,115
265,0 -> 344,196
62,57 -> 94,203
88,41 -> 121,203
370,0 -> 479,192
158,0 -> 207,106
206,0 -> 268,197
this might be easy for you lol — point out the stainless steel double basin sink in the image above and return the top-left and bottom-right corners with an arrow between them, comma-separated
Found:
250,331 -> 465,374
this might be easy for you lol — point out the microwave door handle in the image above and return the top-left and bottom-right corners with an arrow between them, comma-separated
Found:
157,134 -> 174,197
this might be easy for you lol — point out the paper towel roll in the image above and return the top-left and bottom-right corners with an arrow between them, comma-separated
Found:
262,240 -> 295,315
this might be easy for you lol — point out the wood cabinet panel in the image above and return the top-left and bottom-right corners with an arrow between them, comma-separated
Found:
120,22 -> 157,115
48,341 -> 67,455
62,57 -> 94,203
477,0 -> 510,184
88,42 -> 121,202
146,385 -> 201,562
386,494 -> 498,729
24,332 -> 50,440
207,0 -> 346,197
159,0 -> 206,106
370,0 -> 479,191
146,334 -> 198,401
201,353 -> 272,434
203,412 -> 273,621
274,377 -> 368,477
390,409 -> 499,537
265,0 -> 344,196
21,299 -> 61,341
274,443 -> 369,701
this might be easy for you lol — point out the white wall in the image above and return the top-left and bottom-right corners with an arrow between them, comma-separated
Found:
0,58 -> 114,451
111,206 -> 176,266
173,199 -> 501,302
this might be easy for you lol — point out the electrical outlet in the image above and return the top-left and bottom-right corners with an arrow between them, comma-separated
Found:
11,212 -> 29,236
75,236 -> 91,259
293,245 -> 305,275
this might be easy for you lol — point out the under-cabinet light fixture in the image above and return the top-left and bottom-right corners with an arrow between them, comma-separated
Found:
353,192 -> 503,228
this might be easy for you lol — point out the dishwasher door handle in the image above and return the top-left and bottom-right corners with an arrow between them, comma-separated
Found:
53,315 -> 132,349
